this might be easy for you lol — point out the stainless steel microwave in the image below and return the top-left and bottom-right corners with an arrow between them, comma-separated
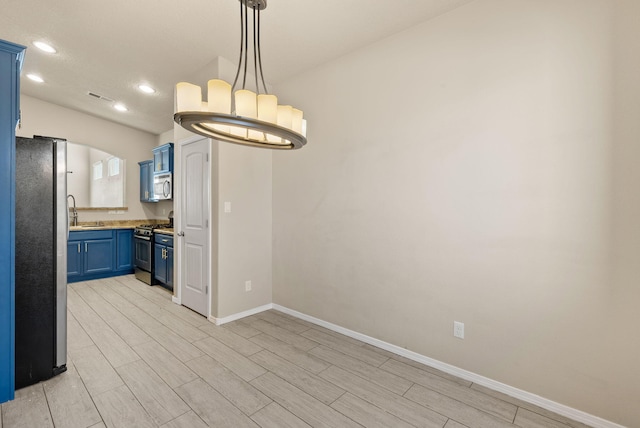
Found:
153,173 -> 172,200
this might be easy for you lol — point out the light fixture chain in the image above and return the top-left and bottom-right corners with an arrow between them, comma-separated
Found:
257,7 -> 269,94
242,1 -> 249,89
253,7 -> 260,94
231,0 -> 245,92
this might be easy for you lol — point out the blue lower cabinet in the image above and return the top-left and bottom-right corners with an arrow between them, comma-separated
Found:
68,229 -> 134,283
154,242 -> 168,284
154,234 -> 174,287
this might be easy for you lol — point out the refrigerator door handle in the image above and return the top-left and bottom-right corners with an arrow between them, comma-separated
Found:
66,195 -> 69,239
55,140 -> 68,373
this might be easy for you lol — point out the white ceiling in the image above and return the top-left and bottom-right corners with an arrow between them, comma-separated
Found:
1,0 -> 474,135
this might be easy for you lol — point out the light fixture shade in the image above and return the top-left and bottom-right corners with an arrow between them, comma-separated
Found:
258,94 -> 278,142
258,94 -> 278,123
291,108 -> 304,134
176,82 -> 202,112
277,105 -> 293,130
235,90 -> 257,118
208,79 -> 231,114
264,133 -> 282,144
302,119 -> 307,137
229,125 -> 248,139
235,90 -> 263,140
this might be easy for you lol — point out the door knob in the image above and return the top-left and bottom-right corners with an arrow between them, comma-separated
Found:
177,231 -> 184,236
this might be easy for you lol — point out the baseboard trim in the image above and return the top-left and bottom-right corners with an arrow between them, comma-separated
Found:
171,296 -> 180,305
272,304 -> 625,428
210,303 -> 273,326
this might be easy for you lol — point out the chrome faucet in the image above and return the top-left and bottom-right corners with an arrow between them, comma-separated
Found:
67,194 -> 78,226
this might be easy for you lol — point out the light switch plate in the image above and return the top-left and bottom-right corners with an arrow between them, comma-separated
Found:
224,201 -> 231,213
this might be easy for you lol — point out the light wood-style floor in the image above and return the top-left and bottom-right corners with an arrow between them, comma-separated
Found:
1,275 -> 592,428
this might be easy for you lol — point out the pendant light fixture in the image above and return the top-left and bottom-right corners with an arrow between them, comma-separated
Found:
174,0 -> 307,150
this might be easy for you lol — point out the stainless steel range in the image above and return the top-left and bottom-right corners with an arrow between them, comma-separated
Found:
134,225 -> 154,284
134,224 -> 172,284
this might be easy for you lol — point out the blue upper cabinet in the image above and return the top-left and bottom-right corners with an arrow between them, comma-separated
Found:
0,39 -> 25,404
152,143 -> 174,175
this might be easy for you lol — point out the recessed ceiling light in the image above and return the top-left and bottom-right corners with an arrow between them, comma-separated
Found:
26,74 -> 45,83
33,41 -> 57,54
114,103 -> 128,112
138,84 -> 155,94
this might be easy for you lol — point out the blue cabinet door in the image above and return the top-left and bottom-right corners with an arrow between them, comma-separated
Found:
67,240 -> 83,278
116,229 -> 133,272
154,242 -> 167,284
138,160 -> 154,202
139,160 -> 148,201
166,246 -> 174,287
84,239 -> 114,274
1,39 -> 25,404
147,161 -> 155,201
152,143 -> 174,174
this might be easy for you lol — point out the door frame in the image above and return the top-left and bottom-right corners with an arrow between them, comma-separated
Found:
173,135 -> 213,320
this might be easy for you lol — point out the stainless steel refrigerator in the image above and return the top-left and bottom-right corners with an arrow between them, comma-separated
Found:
15,136 -> 67,389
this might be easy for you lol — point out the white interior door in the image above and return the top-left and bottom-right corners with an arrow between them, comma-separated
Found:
179,138 -> 210,316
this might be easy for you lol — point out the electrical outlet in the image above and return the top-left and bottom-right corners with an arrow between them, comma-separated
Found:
245,280 -> 252,292
453,321 -> 464,339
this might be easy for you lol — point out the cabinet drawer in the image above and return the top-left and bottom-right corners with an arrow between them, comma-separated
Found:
69,230 -> 113,241
154,234 -> 173,247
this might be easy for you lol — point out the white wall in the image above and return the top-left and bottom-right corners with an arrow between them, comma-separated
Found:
272,0 -> 639,425
66,143 -> 90,205
157,129 -> 173,146
216,142 -> 272,318
609,0 -> 640,423
18,95 -> 169,221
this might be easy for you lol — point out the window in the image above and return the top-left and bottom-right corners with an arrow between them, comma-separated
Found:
108,157 -> 120,177
92,161 -> 103,180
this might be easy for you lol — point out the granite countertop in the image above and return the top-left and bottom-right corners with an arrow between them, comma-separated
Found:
70,225 -> 135,231
69,220 -> 171,232
154,228 -> 174,235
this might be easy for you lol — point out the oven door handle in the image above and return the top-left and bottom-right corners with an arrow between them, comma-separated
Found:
135,235 -> 151,241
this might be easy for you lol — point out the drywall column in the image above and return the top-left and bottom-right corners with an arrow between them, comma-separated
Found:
173,56 -> 273,320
